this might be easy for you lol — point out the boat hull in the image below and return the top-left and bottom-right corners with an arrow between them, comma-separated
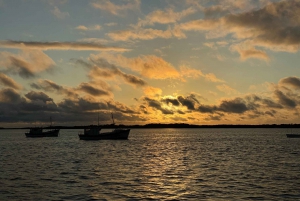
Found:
25,129 -> 60,137
79,129 -> 130,140
286,134 -> 300,138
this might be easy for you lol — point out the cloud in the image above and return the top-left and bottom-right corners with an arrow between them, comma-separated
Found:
236,47 -> 269,61
180,0 -> 300,55
223,0 -> 300,50
0,88 -> 23,103
107,26 -> 186,41
180,18 -> 220,31
162,97 -> 180,106
0,40 -> 129,52
77,82 -> 111,97
0,73 -> 22,90
51,6 -> 69,19
203,5 -> 230,18
274,89 -> 297,108
0,50 -> 55,78
86,58 -> 147,87
75,25 -> 101,31
30,79 -> 78,98
137,7 -> 196,26
218,98 -> 248,113
279,76 -> 300,90
25,91 -> 53,103
143,86 -> 162,97
91,0 -> 140,15
143,97 -> 174,114
91,53 -> 180,79
90,53 -> 223,83
78,38 -> 109,44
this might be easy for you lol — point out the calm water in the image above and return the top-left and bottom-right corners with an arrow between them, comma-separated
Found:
0,128 -> 300,200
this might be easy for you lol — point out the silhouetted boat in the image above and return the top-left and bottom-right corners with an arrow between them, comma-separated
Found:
25,117 -> 60,137
78,113 -> 130,140
78,127 -> 130,140
25,127 -> 60,137
286,134 -> 300,138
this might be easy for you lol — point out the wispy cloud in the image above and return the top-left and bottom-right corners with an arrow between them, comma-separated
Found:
91,0 -> 140,16
0,50 -> 55,78
75,25 -> 101,31
0,73 -> 22,90
76,58 -> 147,88
181,0 -> 300,54
0,40 -> 129,52
137,7 -> 196,27
91,52 -> 223,83
51,6 -> 69,19
107,26 -> 186,41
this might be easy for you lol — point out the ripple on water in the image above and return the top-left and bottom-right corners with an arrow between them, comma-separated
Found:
1,128 -> 300,200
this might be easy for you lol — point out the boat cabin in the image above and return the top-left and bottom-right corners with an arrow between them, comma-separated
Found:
83,126 -> 101,135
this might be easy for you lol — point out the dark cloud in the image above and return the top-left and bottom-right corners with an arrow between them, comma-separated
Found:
274,90 -> 296,108
198,105 -> 217,113
107,101 -> 136,114
31,79 -> 63,91
261,98 -> 283,109
8,56 -> 35,78
161,98 -> 180,106
0,73 -> 22,90
218,98 -> 249,113
118,70 -> 147,87
78,82 -> 111,96
279,76 -> 300,89
0,88 -> 23,103
144,97 -> 174,114
25,91 -> 53,103
204,114 -> 224,121
265,110 -> 276,117
30,79 -> 78,98
225,0 -> 300,50
89,58 -> 147,87
177,95 -> 196,110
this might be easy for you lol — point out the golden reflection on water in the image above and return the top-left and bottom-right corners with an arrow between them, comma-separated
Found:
137,137 -> 195,199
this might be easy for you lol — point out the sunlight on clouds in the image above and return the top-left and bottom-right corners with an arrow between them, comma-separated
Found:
137,7 -> 196,27
91,53 -> 180,79
91,0 -> 140,16
143,86 -> 162,97
75,25 -> 101,31
0,40 -> 129,52
2,0 -> 300,126
0,73 -> 22,90
0,49 -> 55,78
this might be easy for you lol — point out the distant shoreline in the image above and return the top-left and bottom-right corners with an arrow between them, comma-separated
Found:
1,123 -> 300,129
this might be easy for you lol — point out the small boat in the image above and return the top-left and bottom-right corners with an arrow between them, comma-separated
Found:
25,127 -> 60,137
286,134 -> 300,138
25,117 -> 60,137
78,127 -> 130,140
78,113 -> 130,140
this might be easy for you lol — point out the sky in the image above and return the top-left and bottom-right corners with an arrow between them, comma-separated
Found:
1,0 -> 300,127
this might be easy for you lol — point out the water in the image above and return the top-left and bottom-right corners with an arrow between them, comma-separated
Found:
1,128 -> 300,200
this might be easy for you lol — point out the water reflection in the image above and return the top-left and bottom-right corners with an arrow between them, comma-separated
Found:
1,129 -> 300,200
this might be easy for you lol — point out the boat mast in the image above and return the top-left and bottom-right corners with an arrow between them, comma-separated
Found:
111,113 -> 115,125
97,110 -> 99,126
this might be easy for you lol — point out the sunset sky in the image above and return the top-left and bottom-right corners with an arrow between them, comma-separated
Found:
1,0 -> 300,127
